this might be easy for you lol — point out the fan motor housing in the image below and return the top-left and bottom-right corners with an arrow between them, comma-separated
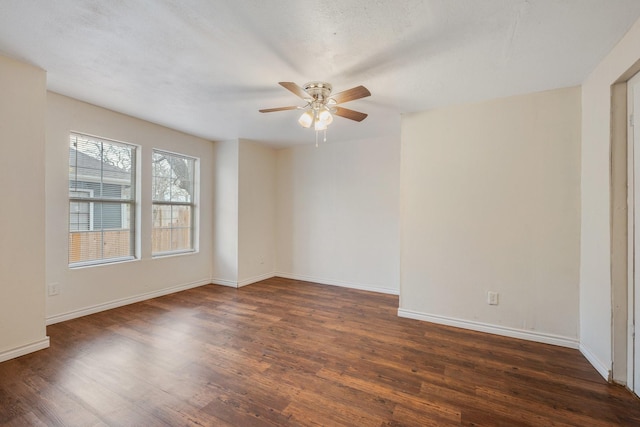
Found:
304,82 -> 332,101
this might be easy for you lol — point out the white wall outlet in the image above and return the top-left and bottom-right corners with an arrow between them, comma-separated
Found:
487,291 -> 499,305
48,283 -> 60,296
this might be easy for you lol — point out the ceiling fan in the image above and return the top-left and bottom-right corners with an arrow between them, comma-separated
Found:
259,82 -> 371,134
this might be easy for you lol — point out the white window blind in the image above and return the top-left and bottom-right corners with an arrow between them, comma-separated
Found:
69,133 -> 137,266
152,150 -> 197,256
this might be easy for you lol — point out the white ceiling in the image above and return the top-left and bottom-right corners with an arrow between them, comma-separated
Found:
1,0 -> 639,147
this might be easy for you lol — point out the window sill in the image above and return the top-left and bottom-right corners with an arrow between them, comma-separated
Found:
152,249 -> 197,259
69,256 -> 138,269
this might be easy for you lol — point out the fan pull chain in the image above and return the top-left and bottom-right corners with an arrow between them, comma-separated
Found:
314,129 -> 327,147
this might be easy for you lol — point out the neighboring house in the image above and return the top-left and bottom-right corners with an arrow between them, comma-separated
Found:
68,147 -> 133,263
68,146 -> 132,232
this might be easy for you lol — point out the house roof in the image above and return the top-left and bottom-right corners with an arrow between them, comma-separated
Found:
69,147 -> 131,184
2,1 -> 640,146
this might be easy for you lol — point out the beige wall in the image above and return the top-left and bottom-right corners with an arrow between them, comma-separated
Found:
212,139 -> 277,287
46,92 -> 215,322
400,87 -> 581,347
276,136 -> 400,294
238,140 -> 277,285
0,55 -> 49,361
581,16 -> 640,381
212,140 -> 239,285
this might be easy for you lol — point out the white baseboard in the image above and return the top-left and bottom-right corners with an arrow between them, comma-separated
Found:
211,273 -> 276,288
0,337 -> 50,363
238,272 -> 275,288
275,272 -> 399,295
580,342 -> 611,381
46,279 -> 211,325
397,308 -> 580,349
211,278 -> 239,288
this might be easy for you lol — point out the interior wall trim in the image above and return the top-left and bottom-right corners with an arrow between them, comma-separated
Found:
45,279 -> 211,325
0,337 -> 50,363
397,308 -> 580,350
275,272 -> 399,295
579,342 -> 612,381
211,278 -> 239,288
238,272 -> 276,288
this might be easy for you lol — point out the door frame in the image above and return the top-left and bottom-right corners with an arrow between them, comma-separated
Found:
626,71 -> 640,393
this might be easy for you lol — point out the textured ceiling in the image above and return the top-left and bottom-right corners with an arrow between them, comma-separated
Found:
1,0 -> 639,146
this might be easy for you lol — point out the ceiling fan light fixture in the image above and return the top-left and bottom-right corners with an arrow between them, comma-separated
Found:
298,110 -> 314,128
318,109 -> 333,125
261,81 -> 370,144
314,118 -> 328,131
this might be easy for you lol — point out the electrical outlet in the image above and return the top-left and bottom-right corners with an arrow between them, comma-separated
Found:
48,283 -> 60,296
487,291 -> 499,305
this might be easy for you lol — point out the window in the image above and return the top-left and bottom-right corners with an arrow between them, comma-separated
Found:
68,133 -> 137,266
152,150 -> 197,256
69,189 -> 93,232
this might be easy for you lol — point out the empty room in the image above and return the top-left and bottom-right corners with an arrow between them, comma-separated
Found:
3,0 -> 640,425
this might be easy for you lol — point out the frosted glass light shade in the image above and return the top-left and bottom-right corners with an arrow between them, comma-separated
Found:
314,119 -> 328,131
318,109 -> 333,125
298,110 -> 313,128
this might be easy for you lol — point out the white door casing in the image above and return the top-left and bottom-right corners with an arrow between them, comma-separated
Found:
627,70 -> 640,396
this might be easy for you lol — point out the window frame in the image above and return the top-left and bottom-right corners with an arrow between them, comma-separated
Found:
151,149 -> 198,257
68,132 -> 139,268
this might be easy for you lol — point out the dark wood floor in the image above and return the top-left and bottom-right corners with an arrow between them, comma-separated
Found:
1,277 -> 639,426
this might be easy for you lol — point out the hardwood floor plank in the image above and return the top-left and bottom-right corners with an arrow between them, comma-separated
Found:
10,374 -> 105,427
1,277 -> 639,426
316,367 -> 463,423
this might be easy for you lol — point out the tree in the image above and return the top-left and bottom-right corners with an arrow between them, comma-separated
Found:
152,152 -> 194,202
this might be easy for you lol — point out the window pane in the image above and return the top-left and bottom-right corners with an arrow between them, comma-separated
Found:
152,151 -> 195,203
151,204 -> 193,254
169,156 -> 194,202
153,204 -> 172,228
172,205 -> 191,227
69,202 -> 134,264
69,133 -> 137,266
152,177 -> 173,202
172,227 -> 192,251
69,201 -> 90,232
69,134 -> 135,200
152,149 -> 197,256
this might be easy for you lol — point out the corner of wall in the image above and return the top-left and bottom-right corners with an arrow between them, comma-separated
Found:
0,54 -> 48,360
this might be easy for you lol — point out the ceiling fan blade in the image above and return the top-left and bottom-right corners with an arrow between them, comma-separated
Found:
259,106 -> 299,113
331,85 -> 371,104
279,82 -> 310,99
333,106 -> 368,122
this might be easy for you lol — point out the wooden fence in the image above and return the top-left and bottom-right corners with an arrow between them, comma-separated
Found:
152,227 -> 192,253
69,229 -> 131,263
69,227 -> 192,263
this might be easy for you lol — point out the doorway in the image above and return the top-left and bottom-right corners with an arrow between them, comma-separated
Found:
627,70 -> 640,396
